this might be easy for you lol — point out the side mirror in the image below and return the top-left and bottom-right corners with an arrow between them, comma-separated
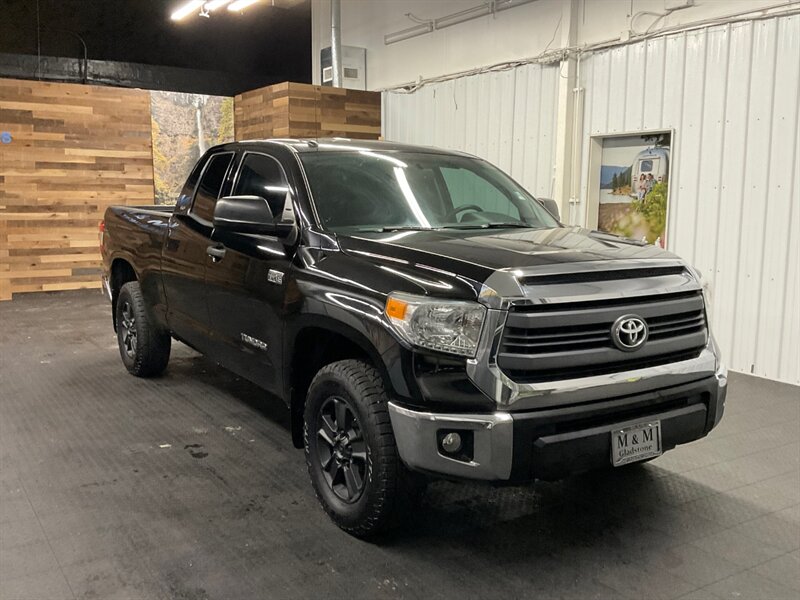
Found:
538,198 -> 560,221
213,195 -> 293,237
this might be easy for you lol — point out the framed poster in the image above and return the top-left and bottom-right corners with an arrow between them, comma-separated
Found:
588,131 -> 672,248
150,91 -> 234,205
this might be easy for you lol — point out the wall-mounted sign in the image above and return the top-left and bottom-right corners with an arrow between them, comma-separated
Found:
0,132 -> 12,144
588,131 -> 672,248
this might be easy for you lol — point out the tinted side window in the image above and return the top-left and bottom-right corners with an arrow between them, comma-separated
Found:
440,167 -> 520,219
175,155 -> 208,213
192,153 -> 234,222
234,153 -> 289,219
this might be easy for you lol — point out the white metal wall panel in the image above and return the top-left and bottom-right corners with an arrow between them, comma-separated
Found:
381,15 -> 798,384
578,16 -> 800,384
382,63 -> 560,199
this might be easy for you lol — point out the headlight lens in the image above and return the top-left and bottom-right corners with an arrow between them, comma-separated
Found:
385,292 -> 486,357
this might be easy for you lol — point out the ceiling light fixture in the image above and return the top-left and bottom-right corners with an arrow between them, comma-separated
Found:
204,0 -> 232,11
170,0 -> 205,21
228,0 -> 261,12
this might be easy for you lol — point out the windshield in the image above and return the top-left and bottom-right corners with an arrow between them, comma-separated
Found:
299,150 -> 559,233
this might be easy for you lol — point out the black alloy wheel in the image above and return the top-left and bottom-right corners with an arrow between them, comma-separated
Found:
303,359 -> 427,537
315,396 -> 367,503
119,299 -> 138,359
115,281 -> 171,377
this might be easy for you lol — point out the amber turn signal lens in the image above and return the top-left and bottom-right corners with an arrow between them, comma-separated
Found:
385,297 -> 408,319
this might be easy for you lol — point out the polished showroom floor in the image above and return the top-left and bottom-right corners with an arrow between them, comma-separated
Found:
1,290 -> 798,600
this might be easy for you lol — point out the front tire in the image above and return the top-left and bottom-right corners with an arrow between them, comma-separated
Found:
116,281 -> 170,377
304,359 -> 423,538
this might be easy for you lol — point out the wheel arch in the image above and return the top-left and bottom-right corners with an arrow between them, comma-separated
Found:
286,319 -> 389,449
110,258 -> 139,331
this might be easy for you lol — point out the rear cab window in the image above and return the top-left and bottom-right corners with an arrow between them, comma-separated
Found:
190,152 -> 235,223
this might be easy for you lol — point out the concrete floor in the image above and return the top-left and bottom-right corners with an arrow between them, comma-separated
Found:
1,290 -> 798,600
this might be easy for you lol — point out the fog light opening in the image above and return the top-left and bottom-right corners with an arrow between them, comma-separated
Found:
437,429 -> 474,462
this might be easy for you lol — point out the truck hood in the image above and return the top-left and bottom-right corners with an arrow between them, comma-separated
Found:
337,226 -> 678,285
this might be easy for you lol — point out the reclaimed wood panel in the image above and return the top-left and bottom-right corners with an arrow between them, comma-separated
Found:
234,82 -> 381,141
0,78 -> 155,300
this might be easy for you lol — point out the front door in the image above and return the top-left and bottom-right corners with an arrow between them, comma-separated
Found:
205,151 -> 295,395
161,151 -> 235,352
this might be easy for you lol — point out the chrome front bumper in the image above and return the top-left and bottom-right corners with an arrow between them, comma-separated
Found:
387,403 -> 515,480
389,361 -> 728,481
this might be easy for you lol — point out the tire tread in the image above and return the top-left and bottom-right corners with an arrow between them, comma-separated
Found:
303,359 -> 423,538
117,281 -> 170,378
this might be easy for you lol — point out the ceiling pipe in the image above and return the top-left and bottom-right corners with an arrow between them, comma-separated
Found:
385,0 -> 539,45
330,0 -> 343,87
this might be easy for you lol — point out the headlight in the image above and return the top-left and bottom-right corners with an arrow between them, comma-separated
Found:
384,292 -> 486,357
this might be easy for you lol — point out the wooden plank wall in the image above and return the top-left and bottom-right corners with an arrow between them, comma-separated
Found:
0,78 -> 155,301
234,82 -> 381,140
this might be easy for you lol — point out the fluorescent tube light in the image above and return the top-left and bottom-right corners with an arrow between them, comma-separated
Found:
171,0 -> 205,20
228,0 -> 260,11
204,0 -> 232,10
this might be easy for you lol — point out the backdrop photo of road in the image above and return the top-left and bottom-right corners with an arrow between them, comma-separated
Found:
597,132 -> 671,247
150,91 -> 234,204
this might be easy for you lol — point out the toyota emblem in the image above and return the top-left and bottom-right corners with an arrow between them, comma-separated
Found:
612,315 -> 648,351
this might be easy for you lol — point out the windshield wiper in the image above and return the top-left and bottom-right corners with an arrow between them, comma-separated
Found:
441,222 -> 533,230
356,226 -> 433,233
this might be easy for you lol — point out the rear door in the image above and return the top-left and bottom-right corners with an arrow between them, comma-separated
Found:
161,151 -> 235,352
204,150 -> 295,394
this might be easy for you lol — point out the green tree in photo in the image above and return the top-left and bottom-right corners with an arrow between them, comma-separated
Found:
611,172 -> 619,191
632,181 -> 668,244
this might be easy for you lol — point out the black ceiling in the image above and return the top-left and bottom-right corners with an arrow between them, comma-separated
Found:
0,0 -> 311,91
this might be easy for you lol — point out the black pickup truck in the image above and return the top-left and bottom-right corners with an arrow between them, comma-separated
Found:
100,139 -> 727,536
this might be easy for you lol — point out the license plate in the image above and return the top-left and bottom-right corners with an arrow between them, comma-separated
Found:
611,421 -> 662,466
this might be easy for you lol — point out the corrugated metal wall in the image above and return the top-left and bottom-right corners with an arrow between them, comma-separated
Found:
383,63 -> 560,199
577,16 -> 800,384
382,15 -> 799,384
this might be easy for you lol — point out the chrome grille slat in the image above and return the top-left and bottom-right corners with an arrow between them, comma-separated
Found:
497,291 -> 707,382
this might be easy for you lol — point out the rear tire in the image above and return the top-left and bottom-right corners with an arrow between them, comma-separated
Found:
303,359 -> 425,538
116,281 -> 170,377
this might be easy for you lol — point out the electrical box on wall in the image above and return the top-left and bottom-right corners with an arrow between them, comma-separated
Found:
320,46 -> 366,90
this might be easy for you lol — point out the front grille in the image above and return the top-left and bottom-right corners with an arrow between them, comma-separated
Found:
498,291 -> 707,383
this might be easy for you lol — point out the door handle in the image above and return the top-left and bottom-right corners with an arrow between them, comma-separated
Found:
206,245 -> 226,262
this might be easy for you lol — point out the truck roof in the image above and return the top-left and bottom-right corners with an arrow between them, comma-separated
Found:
209,138 -> 475,157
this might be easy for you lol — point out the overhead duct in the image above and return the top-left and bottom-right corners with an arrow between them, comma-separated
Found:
385,0 -> 539,45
